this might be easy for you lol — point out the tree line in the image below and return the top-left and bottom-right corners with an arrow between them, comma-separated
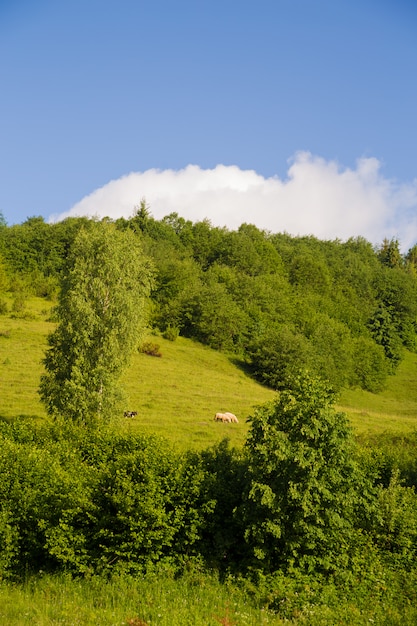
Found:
1,206 -> 417,394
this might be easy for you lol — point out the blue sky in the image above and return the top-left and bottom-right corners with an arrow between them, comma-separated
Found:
1,0 -> 417,249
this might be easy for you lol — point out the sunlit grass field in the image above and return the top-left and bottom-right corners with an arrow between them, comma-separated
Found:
2,296 -> 417,447
338,350 -> 417,435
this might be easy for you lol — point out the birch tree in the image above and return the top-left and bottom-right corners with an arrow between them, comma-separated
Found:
39,221 -> 153,425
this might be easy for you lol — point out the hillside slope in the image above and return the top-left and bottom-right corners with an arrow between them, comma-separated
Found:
1,297 -> 417,449
0,298 -> 275,448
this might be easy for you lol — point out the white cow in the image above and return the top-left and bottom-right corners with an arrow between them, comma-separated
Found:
214,412 -> 238,423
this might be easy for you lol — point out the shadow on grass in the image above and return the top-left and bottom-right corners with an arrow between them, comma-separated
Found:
0,413 -> 45,424
228,356 -> 255,378
228,356 -> 275,392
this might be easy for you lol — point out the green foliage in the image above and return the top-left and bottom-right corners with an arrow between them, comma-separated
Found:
162,325 -> 179,341
0,422 -> 211,577
246,323 -> 314,389
11,293 -> 27,315
368,304 -> 403,369
366,431 -> 417,488
86,438 -> 211,573
0,254 -> 9,293
4,212 -> 417,395
197,440 -> 249,571
139,341 -> 162,357
374,469 -> 417,567
241,373 -> 375,574
377,237 -> 403,268
351,335 -> 388,391
39,222 -> 153,425
1,387 -> 417,622
191,280 -> 250,351
0,422 -> 95,577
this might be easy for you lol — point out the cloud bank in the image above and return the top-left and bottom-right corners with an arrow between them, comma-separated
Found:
51,152 -> 417,251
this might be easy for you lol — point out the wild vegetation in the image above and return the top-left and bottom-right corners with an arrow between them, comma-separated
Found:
1,209 -> 417,624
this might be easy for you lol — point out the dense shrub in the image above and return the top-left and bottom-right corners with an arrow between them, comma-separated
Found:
1,410 -> 417,594
240,373 -> 377,574
0,423 -> 94,577
197,440 -> 250,572
0,422 -> 211,578
139,341 -> 162,357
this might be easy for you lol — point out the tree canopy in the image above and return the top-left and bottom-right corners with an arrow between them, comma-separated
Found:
1,209 -> 417,395
38,221 -> 153,425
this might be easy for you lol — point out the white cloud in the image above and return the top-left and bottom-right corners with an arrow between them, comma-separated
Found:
50,152 -> 417,251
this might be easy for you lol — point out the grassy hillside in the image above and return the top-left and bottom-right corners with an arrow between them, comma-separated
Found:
1,296 -> 417,448
338,350 -> 417,434
120,335 -> 276,449
0,297 -> 275,449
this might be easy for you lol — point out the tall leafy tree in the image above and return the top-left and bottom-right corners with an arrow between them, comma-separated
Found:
241,373 -> 375,574
39,221 -> 153,425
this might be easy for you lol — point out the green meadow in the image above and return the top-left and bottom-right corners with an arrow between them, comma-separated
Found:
2,296 -> 417,445
338,349 -> 417,435
0,296 -> 276,449
2,297 -> 417,625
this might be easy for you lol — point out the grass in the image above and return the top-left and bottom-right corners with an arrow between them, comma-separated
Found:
120,334 -> 275,449
338,350 -> 417,435
0,570 -> 283,626
0,296 -> 276,449
2,295 -> 417,447
1,569 -> 417,626
0,296 -> 51,422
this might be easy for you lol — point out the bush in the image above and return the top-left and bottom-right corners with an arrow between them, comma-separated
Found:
139,341 -> 162,357
240,372 -> 376,574
11,294 -> 26,314
162,325 -> 179,341
0,422 -> 212,577
0,424 -> 95,577
88,437 -> 210,573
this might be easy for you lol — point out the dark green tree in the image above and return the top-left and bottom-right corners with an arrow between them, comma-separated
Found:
241,373 -> 375,574
39,221 -> 153,425
368,304 -> 403,370
246,324 -> 314,390
377,238 -> 403,269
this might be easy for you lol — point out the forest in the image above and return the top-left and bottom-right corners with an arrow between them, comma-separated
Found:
1,204 -> 417,395
1,208 -> 417,624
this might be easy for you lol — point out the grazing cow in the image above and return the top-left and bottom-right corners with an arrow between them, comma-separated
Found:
224,412 -> 239,423
214,412 -> 237,423
124,411 -> 138,418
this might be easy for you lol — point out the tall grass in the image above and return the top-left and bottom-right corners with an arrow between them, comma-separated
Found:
1,568 -> 417,625
0,570 -> 282,626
